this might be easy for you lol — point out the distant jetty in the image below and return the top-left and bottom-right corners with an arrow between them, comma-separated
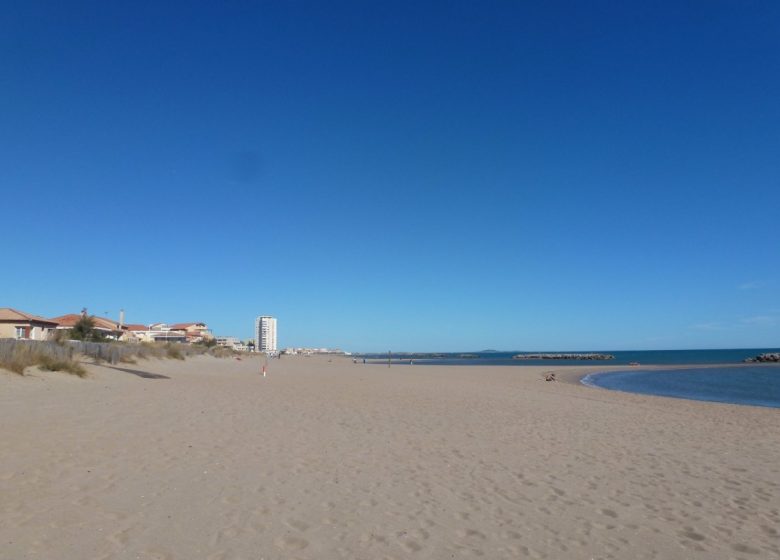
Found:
512,353 -> 615,361
744,353 -> 780,363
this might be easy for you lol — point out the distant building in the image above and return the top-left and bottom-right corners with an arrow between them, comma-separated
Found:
254,316 -> 277,353
281,347 -> 346,356
125,323 -> 186,343
169,322 -> 213,343
215,336 -> 248,352
122,324 -> 149,343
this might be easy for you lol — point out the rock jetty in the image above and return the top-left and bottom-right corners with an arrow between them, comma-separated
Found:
512,353 -> 615,360
744,353 -> 780,363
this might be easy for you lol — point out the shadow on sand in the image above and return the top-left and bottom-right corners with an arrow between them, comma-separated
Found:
103,365 -> 171,380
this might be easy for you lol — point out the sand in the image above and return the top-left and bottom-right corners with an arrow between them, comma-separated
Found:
1,355 -> 778,559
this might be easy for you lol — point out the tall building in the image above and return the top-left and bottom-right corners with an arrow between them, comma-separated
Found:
254,316 -> 277,353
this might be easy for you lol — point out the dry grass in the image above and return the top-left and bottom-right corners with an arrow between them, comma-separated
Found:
71,340 -> 204,363
208,346 -> 237,358
0,340 -> 83,376
0,339 -> 230,377
165,344 -> 185,360
38,356 -> 87,377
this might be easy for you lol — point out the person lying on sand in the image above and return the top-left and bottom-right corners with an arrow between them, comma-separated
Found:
544,372 -> 557,382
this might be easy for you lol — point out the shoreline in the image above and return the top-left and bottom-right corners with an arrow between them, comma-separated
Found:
569,362 -> 780,410
549,359 -> 780,382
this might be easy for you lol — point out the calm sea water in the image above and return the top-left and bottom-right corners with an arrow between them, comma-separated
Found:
361,348 -> 780,367
358,349 -> 780,408
582,366 -> 780,409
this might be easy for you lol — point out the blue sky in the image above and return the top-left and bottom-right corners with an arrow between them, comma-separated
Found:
2,1 -> 778,351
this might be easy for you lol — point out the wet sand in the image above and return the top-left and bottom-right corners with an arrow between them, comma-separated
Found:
1,355 -> 778,559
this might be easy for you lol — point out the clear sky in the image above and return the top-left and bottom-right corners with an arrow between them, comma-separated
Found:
2,1 -> 778,351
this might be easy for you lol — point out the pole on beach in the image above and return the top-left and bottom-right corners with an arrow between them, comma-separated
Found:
388,350 -> 391,368
262,355 -> 268,377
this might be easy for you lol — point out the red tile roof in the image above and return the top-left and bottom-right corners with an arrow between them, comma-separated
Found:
49,314 -> 122,331
125,324 -> 149,332
0,308 -> 59,326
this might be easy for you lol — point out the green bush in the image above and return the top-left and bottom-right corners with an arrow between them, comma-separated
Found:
68,316 -> 107,342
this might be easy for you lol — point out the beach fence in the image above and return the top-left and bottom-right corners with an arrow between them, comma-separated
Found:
0,338 -> 75,366
65,340 -> 207,363
0,339 -> 206,374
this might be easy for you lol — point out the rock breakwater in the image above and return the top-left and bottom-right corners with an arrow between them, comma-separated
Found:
744,353 -> 780,363
512,353 -> 615,361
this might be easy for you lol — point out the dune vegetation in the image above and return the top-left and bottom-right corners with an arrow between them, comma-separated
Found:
0,338 -> 239,376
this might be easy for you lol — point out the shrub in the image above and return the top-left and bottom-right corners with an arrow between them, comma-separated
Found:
38,356 -> 86,377
209,346 -> 235,358
165,344 -> 184,360
69,315 -> 97,341
50,329 -> 71,345
3,360 -> 26,375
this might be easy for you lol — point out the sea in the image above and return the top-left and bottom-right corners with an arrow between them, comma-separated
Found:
359,348 -> 780,367
582,366 -> 780,409
359,349 -> 780,408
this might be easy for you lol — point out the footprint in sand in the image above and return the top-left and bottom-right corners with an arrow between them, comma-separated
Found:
106,527 -> 132,548
219,495 -> 241,505
274,535 -> 309,551
138,549 -> 174,560
457,528 -> 487,540
679,528 -> 706,542
284,518 -> 310,532
732,543 -> 762,555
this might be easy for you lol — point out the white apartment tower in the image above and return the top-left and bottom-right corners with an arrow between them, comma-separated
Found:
254,316 -> 277,353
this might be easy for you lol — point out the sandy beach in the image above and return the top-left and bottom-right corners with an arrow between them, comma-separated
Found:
1,355 -> 778,560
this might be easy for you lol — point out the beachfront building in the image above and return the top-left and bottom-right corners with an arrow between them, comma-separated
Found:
126,323 -> 187,343
281,347 -> 346,355
0,308 -> 58,340
255,316 -> 277,353
169,322 -> 214,343
216,336 -> 239,348
49,313 -> 126,340
124,324 -> 149,343
215,336 -> 249,352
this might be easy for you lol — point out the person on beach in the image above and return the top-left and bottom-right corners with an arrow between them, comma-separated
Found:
545,372 -> 556,382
